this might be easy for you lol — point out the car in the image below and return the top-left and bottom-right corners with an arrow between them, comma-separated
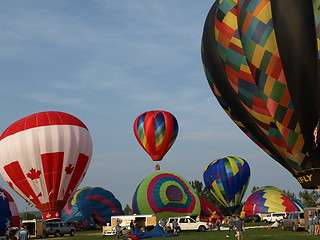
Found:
167,216 -> 208,232
262,212 -> 287,223
282,211 -> 305,231
45,222 -> 76,237
244,215 -> 261,223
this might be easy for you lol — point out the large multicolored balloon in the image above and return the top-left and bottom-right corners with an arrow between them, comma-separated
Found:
241,188 -> 304,217
132,171 -> 200,220
203,156 -> 250,213
133,111 -> 178,169
62,187 -> 124,229
201,0 -> 320,188
0,111 -> 93,220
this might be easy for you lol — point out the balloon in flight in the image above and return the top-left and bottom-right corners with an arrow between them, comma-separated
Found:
201,0 -> 320,188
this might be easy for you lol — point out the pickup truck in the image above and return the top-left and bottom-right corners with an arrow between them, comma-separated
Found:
45,222 -> 75,237
167,216 -> 208,232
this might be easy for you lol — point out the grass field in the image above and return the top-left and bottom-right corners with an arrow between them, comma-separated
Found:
47,227 -> 320,240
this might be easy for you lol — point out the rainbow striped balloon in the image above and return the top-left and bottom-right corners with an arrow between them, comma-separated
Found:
133,111 -> 178,163
132,171 -> 200,220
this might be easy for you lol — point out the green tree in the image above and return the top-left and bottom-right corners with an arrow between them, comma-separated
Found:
251,186 -> 260,193
298,190 -> 320,207
123,204 -> 133,215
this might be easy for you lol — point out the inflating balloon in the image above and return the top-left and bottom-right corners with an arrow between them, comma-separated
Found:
0,111 -> 93,220
203,156 -> 250,214
133,111 -> 178,170
62,187 -> 124,229
132,171 -> 200,220
241,188 -> 303,217
201,0 -> 320,188
2,189 -> 20,228
0,188 -> 12,236
199,197 -> 223,222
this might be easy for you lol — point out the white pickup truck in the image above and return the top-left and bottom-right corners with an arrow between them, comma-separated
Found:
167,216 -> 208,232
262,212 -> 287,223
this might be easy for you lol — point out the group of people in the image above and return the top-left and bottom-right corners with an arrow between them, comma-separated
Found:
4,225 -> 30,240
309,210 -> 320,235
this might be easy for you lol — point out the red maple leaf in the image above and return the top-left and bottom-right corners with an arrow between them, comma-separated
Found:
26,168 -> 42,180
65,164 -> 74,174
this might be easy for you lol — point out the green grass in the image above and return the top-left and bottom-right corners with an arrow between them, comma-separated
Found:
44,227 -> 320,240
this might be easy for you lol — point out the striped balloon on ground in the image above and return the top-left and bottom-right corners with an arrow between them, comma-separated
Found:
241,188 -> 304,217
132,171 -> 200,220
203,156 -> 250,214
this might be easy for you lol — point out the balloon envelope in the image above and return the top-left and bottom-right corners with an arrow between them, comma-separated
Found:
132,171 -> 200,220
133,110 -> 178,161
199,197 -> 223,222
242,188 -> 303,217
203,156 -> 250,214
0,111 -> 93,220
0,188 -> 12,236
201,0 -> 320,188
62,187 -> 124,229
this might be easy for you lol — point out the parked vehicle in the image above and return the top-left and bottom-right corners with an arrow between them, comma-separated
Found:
45,222 -> 76,237
103,214 -> 157,236
244,215 -> 261,223
262,212 -> 287,223
167,216 -> 208,232
282,211 -> 305,231
22,220 -> 47,238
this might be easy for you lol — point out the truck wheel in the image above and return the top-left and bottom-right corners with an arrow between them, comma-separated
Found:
198,225 -> 206,232
70,230 -> 75,236
177,227 -> 181,233
292,224 -> 298,232
55,231 -> 60,237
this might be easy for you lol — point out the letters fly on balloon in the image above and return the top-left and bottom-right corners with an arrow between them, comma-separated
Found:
0,111 -> 93,220
201,0 -> 320,189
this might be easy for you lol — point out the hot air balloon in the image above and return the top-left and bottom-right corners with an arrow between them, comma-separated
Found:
0,188 -> 13,236
203,156 -> 250,214
241,188 -> 303,218
133,111 -> 178,170
0,111 -> 93,220
199,197 -> 224,222
201,0 -> 320,189
132,171 -> 200,220
2,189 -> 20,228
62,187 -> 124,229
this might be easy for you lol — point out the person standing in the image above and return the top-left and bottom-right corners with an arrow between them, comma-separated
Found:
115,219 -> 122,239
17,225 -> 30,240
130,220 -> 135,235
309,212 -> 315,235
172,218 -> 179,235
215,218 -> 221,231
234,216 -> 245,240
226,216 -> 235,237
159,218 -> 166,232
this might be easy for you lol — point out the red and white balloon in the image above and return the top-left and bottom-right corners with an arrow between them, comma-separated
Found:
0,111 -> 93,220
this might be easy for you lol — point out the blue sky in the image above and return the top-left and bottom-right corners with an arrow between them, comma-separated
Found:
0,0 -> 303,212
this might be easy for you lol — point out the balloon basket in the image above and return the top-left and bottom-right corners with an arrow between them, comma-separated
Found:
155,163 -> 160,170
